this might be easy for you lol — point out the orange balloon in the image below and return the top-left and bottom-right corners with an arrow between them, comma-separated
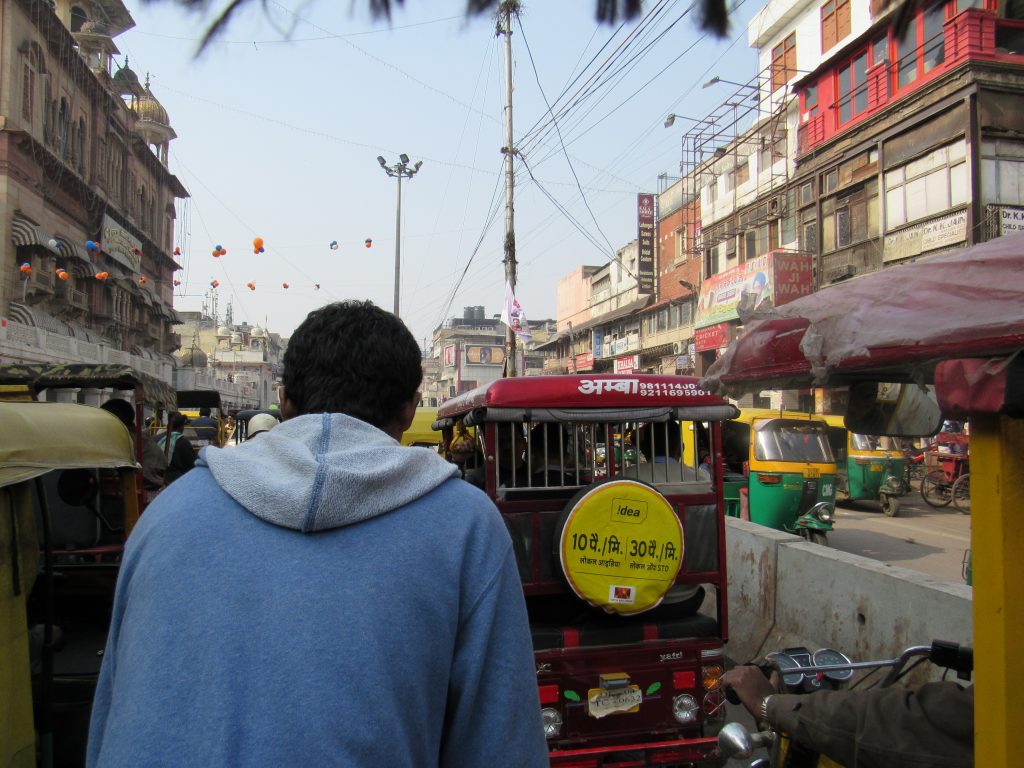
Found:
282,283 -> 289,289
59,271 -> 69,281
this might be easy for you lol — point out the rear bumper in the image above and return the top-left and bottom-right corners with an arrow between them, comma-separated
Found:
549,735 -> 721,766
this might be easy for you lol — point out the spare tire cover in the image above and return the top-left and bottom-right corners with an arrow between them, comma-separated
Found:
555,478 -> 684,615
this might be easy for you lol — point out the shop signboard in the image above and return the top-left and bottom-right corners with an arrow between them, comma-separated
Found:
637,193 -> 656,294
443,345 -> 456,367
465,345 -> 505,365
614,355 -> 639,375
593,327 -> 604,359
883,209 -> 967,262
574,352 -> 594,372
998,206 -> 1024,236
695,322 -> 731,352
694,250 -> 814,329
101,214 -> 142,273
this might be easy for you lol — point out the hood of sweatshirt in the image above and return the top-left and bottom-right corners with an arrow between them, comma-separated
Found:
201,412 -> 460,533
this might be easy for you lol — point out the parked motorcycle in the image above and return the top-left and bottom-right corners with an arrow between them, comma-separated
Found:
718,640 -> 974,767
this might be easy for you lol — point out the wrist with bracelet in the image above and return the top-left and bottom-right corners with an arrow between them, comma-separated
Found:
759,694 -> 774,725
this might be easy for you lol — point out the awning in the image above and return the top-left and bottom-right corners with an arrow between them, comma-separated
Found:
702,236 -> 1024,396
11,212 -> 45,247
0,363 -> 177,410
52,235 -> 96,269
7,302 -> 73,336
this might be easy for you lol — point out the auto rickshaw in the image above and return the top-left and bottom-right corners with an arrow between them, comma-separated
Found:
702,235 -> 1024,766
434,374 -> 738,766
175,390 -> 228,449
722,409 -> 837,545
1,401 -> 141,768
822,414 -> 906,517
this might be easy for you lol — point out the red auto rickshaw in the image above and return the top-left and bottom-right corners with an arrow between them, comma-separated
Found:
436,374 -> 738,766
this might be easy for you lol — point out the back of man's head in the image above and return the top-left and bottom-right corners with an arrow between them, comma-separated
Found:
199,407 -> 211,417
100,398 -> 135,431
281,301 -> 422,432
169,412 -> 188,432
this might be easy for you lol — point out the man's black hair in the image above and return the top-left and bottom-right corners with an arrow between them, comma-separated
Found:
281,301 -> 422,431
100,398 -> 135,430
199,406 -> 211,417
169,412 -> 188,432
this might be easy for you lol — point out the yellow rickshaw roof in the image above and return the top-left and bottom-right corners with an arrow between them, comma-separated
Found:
0,402 -> 137,488
730,408 -> 828,426
400,407 -> 441,446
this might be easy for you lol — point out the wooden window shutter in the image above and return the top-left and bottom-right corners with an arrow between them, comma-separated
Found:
837,0 -> 852,41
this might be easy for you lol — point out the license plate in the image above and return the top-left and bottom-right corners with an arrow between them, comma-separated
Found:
587,685 -> 642,718
805,467 -> 820,478
870,463 -> 884,472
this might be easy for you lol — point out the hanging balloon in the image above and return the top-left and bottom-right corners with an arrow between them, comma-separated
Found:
95,272 -> 109,281
253,236 -> 265,254
139,276 -> 147,285
329,240 -> 339,250
48,238 -> 59,250
314,283 -> 321,290
19,262 -> 33,276
173,246 -> 181,256
173,279 -> 181,287
364,238 -> 372,248
211,279 -> 219,288
58,270 -> 69,281
282,283 -> 289,289
247,281 -> 256,291
212,249 -> 220,257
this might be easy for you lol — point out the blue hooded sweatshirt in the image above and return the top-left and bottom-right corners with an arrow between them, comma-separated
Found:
87,413 -> 548,768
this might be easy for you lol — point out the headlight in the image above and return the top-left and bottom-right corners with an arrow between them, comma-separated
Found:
672,694 -> 700,724
817,507 -> 833,523
541,708 -> 563,739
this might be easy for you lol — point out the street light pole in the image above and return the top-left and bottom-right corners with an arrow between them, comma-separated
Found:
377,154 -> 423,317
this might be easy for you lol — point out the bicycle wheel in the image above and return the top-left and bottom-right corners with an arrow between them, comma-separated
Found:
952,473 -> 971,514
920,470 -> 953,507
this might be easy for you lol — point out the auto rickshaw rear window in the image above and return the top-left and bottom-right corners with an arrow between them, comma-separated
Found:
754,420 -> 833,463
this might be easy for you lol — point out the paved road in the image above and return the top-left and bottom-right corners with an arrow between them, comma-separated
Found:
827,488 -> 972,584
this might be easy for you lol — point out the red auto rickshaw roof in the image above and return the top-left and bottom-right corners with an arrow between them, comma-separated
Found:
436,374 -> 728,417
702,237 -> 1024,395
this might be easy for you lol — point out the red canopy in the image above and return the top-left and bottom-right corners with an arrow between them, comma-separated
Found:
703,237 -> 1024,395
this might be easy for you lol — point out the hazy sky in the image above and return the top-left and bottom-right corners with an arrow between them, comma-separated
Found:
118,0 -> 759,346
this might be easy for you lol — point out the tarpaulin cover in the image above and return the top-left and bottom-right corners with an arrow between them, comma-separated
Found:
0,401 -> 136,488
703,237 -> 1024,395
0,363 -> 176,410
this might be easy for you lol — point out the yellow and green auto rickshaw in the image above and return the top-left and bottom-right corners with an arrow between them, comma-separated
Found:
1,401 -> 141,768
822,414 -> 907,517
401,406 -> 442,448
722,409 -> 837,545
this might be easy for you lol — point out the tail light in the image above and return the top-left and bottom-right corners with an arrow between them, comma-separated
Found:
538,684 -> 559,705
759,473 -> 782,484
702,663 -> 724,691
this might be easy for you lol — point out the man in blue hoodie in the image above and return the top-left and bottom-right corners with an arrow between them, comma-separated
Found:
87,301 -> 548,768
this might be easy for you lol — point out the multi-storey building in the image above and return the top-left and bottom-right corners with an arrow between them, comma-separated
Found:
752,0 -> 1024,286
425,306 -> 556,404
0,0 -> 187,383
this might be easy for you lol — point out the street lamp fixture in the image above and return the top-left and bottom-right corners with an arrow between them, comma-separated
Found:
702,75 -> 756,90
664,113 -> 700,128
377,154 -> 424,317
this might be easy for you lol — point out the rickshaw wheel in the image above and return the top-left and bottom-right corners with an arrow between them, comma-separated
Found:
880,493 -> 899,517
801,529 -> 829,546
920,470 -> 952,508
952,473 -> 971,515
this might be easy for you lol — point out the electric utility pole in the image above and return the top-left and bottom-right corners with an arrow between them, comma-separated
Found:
499,1 -> 519,376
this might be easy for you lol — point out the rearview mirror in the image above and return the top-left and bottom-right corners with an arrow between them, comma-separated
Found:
845,382 -> 943,438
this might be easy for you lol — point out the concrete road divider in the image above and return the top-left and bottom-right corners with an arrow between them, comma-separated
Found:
725,518 -> 972,681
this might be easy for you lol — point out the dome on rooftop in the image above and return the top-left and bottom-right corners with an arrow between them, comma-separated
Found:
177,346 -> 208,368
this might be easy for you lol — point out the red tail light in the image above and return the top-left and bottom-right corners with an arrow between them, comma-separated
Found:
672,670 -> 696,689
758,473 -> 782,484
538,684 -> 560,705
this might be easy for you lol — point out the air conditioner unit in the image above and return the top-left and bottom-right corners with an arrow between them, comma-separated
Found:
672,341 -> 684,355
